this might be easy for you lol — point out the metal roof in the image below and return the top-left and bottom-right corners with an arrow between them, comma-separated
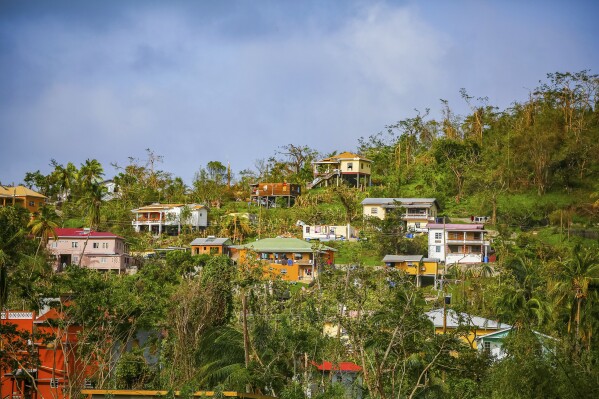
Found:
383,255 -> 424,262
425,308 -> 510,330
361,198 -> 439,207
190,237 -> 232,246
426,223 -> 484,230
238,237 -> 336,252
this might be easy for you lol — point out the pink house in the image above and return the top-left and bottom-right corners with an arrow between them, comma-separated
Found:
47,228 -> 136,273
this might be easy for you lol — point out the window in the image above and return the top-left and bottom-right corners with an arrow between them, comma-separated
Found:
347,162 -> 353,171
29,201 -> 35,207
73,256 -> 79,263
280,268 -> 287,274
100,257 -> 107,263
51,242 -> 58,248
93,243 -> 99,248
415,222 -> 421,228
484,341 -> 491,352
434,232 -> 442,240
294,253 -> 303,260
84,379 -> 94,389
305,226 -> 310,233
50,378 -> 59,388
72,242 -> 78,248
436,246 -> 441,253
371,207 -> 378,215
361,163 -> 364,169
102,242 -> 108,249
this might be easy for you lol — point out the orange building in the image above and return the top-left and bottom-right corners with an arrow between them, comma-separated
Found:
0,185 -> 47,213
231,237 -> 335,282
1,308 -> 91,399
190,236 -> 233,256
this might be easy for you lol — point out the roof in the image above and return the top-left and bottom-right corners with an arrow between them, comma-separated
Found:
53,228 -> 123,239
239,237 -> 336,253
383,255 -> 424,263
361,198 -> 439,208
190,237 -> 232,246
312,361 -> 362,372
426,223 -> 484,230
315,151 -> 372,163
132,203 -> 206,212
426,308 -> 510,330
0,185 -> 47,198
34,308 -> 64,323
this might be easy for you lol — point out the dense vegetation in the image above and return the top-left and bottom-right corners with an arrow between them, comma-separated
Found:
1,71 -> 599,398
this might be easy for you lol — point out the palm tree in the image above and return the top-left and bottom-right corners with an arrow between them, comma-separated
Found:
52,161 -> 78,202
27,205 -> 60,256
220,213 -> 252,244
551,245 -> 599,343
78,159 -> 104,192
77,182 -> 106,267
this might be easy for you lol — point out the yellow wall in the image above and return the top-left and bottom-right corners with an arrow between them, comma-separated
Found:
192,245 -> 224,255
339,159 -> 371,174
237,248 -> 333,282
393,260 -> 438,276
434,327 -> 500,349
364,205 -> 385,219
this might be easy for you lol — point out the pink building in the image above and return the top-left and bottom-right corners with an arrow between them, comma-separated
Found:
47,228 -> 136,273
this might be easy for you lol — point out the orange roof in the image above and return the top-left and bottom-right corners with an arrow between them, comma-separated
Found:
34,308 -> 64,323
0,185 -> 46,198
316,152 -> 371,163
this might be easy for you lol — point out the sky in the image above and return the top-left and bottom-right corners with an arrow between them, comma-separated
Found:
1,0 -> 598,186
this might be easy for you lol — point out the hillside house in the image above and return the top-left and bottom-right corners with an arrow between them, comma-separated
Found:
298,221 -> 356,241
250,182 -> 301,208
0,185 -> 47,213
309,152 -> 372,189
48,228 -> 136,273
426,308 -> 511,349
131,203 -> 207,235
475,328 -> 556,360
382,255 -> 440,287
361,198 -> 439,232
427,223 -> 490,264
190,236 -> 233,256
1,308 -> 92,399
231,237 -> 336,282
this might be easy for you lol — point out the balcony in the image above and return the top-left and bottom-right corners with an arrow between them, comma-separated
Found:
446,239 -> 485,245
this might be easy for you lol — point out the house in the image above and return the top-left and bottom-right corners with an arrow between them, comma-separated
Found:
308,152 -> 372,189
101,179 -> 121,201
47,228 -> 136,273
1,308 -> 92,399
475,327 -> 556,360
361,198 -> 439,232
231,237 -> 336,282
190,236 -> 233,256
131,203 -> 207,235
426,308 -> 510,349
0,185 -> 47,213
382,255 -> 440,287
310,361 -> 363,398
250,182 -> 301,208
426,223 -> 490,264
298,221 -> 356,241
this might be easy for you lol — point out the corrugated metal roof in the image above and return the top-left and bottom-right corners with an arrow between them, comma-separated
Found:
426,223 -> 484,230
190,237 -> 232,246
239,237 -> 336,252
426,308 -> 510,330
53,228 -> 122,239
383,255 -> 424,262
361,197 -> 438,206
315,151 -> 372,163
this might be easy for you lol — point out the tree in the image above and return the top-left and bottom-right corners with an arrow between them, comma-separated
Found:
27,205 -> 59,256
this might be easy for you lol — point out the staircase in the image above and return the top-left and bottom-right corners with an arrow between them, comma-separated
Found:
307,170 -> 339,189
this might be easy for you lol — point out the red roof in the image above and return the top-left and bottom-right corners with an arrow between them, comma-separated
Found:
312,361 -> 362,372
53,228 -> 122,239
34,308 -> 64,323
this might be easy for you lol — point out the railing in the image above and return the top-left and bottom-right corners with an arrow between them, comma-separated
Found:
1,311 -> 34,320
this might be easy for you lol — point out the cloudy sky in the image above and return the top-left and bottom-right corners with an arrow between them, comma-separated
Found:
1,0 -> 597,185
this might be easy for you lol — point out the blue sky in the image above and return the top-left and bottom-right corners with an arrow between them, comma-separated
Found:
1,0 -> 598,185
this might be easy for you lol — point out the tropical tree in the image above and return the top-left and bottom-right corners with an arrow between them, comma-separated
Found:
27,205 -> 60,255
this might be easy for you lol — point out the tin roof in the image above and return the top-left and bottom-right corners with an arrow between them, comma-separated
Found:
0,185 -> 47,198
361,198 -> 439,208
426,308 -> 510,330
238,237 -> 336,252
53,228 -> 122,239
190,237 -> 232,246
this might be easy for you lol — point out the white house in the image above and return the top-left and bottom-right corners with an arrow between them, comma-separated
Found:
297,221 -> 356,241
131,203 -> 208,235
361,198 -> 439,232
427,223 -> 490,264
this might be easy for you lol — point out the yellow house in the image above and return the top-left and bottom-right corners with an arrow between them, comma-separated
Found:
309,152 -> 372,189
383,255 -> 440,287
232,237 -> 336,282
425,308 -> 511,349
0,185 -> 47,213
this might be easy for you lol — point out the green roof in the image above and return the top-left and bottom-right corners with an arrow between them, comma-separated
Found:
239,237 -> 336,253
